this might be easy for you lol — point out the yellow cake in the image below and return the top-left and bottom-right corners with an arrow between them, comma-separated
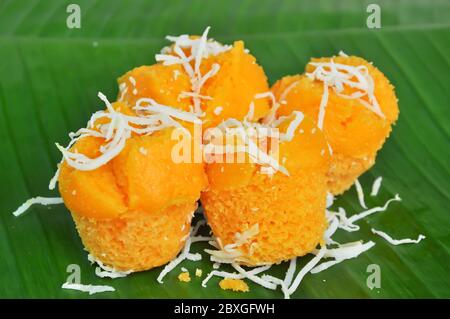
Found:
272,55 -> 399,194
201,115 -> 330,265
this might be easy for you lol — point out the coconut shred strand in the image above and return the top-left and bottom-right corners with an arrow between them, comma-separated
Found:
306,55 -> 385,131
12,197 -> 63,217
371,229 -> 426,245
155,26 -> 230,115
354,179 -> 368,209
56,92 -> 201,173
61,282 -> 115,295
371,176 -> 383,196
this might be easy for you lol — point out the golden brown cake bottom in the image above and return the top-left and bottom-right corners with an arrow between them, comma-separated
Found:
327,152 -> 375,195
71,203 -> 196,272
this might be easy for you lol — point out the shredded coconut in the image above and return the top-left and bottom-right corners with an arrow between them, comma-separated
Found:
55,92 -> 200,173
11,197 -> 63,217
354,179 -> 368,209
306,55 -> 385,130
371,176 -> 383,196
61,282 -> 115,295
88,254 -> 133,278
155,27 -> 230,116
371,229 -> 426,245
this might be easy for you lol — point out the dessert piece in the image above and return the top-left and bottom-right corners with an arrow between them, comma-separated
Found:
201,114 -> 330,265
59,126 -> 207,271
155,28 -> 270,129
271,55 -> 399,194
199,40 -> 270,128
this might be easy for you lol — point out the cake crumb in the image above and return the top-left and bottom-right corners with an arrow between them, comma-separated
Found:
219,278 -> 249,292
178,271 -> 191,283
195,268 -> 202,277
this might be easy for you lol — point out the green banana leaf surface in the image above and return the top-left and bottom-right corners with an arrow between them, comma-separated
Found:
0,0 -> 449,298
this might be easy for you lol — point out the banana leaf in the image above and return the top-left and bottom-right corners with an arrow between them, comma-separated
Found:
0,0 -> 449,298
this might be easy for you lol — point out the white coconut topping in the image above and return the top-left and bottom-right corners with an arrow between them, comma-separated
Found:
187,252 -> 202,261
261,81 -> 300,125
327,207 -> 360,233
11,196 -> 63,217
61,282 -> 115,295
158,238 -> 193,283
205,224 -> 261,265
139,147 -> 148,156
155,27 -> 230,115
354,178 -> 368,209
347,194 -> 401,225
279,111 -> 304,142
128,76 -> 136,87
262,274 -> 290,299
88,254 -> 133,279
157,219 -> 209,283
178,91 -> 213,101
213,106 -> 223,115
118,82 -> 128,102
254,91 -> 276,105
371,176 -> 383,196
94,268 -> 129,279
203,118 -> 289,176
232,263 -> 277,290
134,97 -> 201,124
327,142 -> 333,155
371,229 -> 426,245
158,28 -> 231,61
259,91 -> 278,125
326,192 -> 335,208
201,265 -> 271,288
173,69 -> 181,80
255,89 -> 306,145
316,82 -> 329,130
245,101 -> 255,122
54,92 -> 201,173
310,241 -> 375,274
287,246 -> 326,295
279,80 -> 300,103
283,257 -> 297,287
306,55 -> 385,130
48,166 -> 61,190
